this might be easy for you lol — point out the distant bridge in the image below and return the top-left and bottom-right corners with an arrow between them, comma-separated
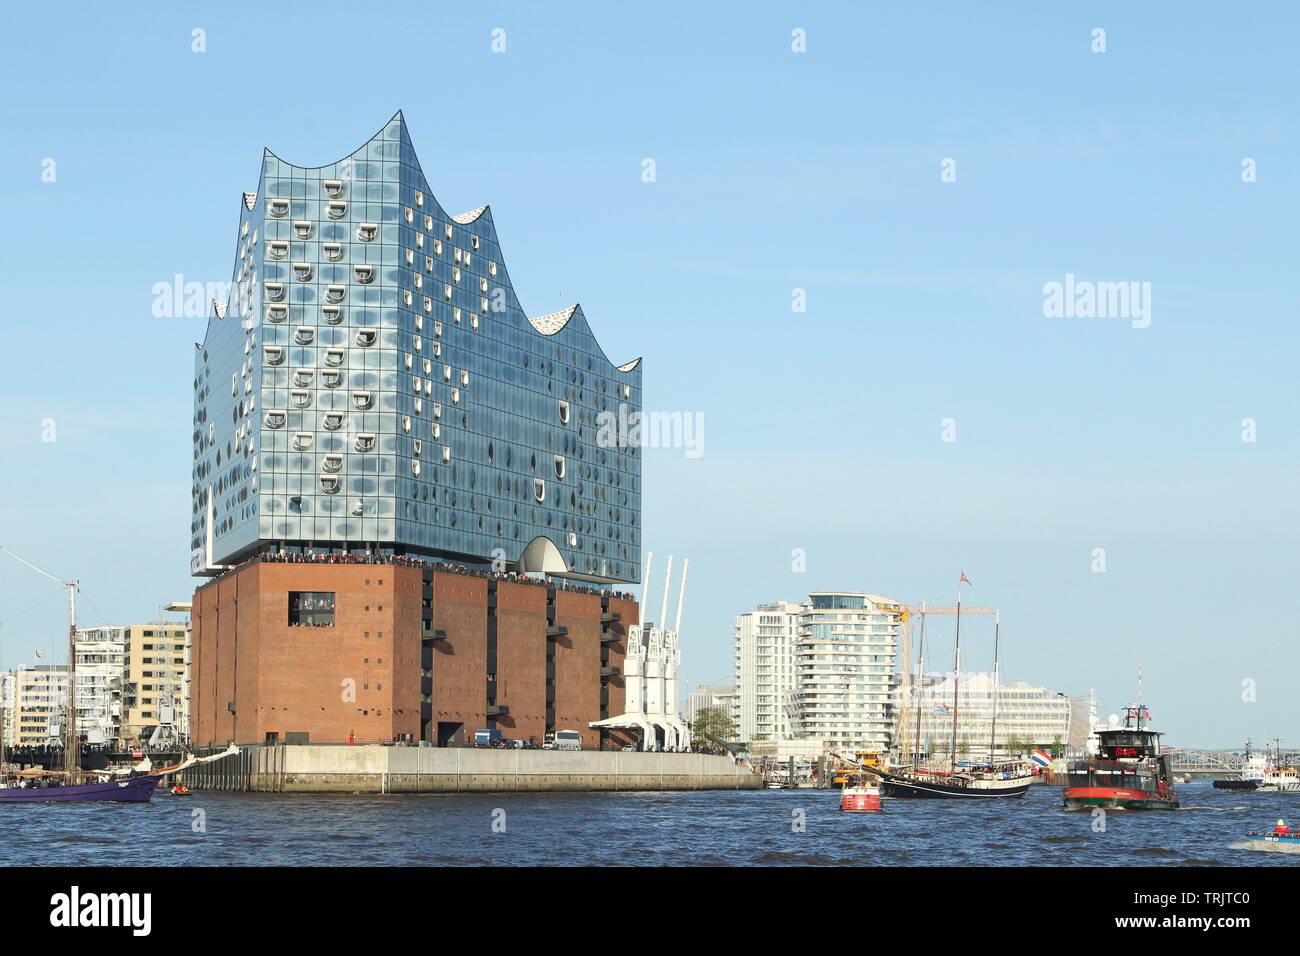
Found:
1167,749 -> 1300,776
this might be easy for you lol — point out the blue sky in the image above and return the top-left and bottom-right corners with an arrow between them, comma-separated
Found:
1,2 -> 1296,747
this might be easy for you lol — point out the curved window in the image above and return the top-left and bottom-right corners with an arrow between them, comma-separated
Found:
534,478 -> 546,502
266,304 -> 288,323
265,283 -> 285,301
290,390 -> 311,409
354,265 -> 374,284
322,454 -> 343,473
323,180 -> 344,199
355,433 -> 376,452
293,370 -> 314,387
558,401 -> 570,424
352,391 -> 372,409
324,349 -> 344,367
412,459 -> 421,476
268,240 -> 289,260
355,329 -> 377,347
263,345 -> 284,366
321,305 -> 342,325
326,201 -> 347,220
326,285 -> 346,303
293,262 -> 313,281
323,243 -> 342,262
264,410 -> 286,429
292,220 -> 313,240
294,327 -> 314,345
441,445 -> 452,462
292,432 -> 313,451
321,369 -> 342,388
269,199 -> 289,218
320,476 -> 340,494
357,223 -> 378,242
323,413 -> 345,431
554,456 -> 566,479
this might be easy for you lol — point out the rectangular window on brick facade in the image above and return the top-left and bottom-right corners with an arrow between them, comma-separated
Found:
289,591 -> 335,627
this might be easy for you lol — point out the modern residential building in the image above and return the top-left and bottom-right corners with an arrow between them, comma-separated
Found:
684,684 -> 736,726
903,673 -> 1083,758
190,113 -> 644,748
790,593 -> 903,753
73,627 -> 126,745
14,665 -> 68,746
122,619 -> 190,747
732,601 -> 802,742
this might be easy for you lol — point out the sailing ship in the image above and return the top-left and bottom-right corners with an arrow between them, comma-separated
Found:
878,577 -> 1034,799
0,546 -> 236,803
1062,703 -> 1178,810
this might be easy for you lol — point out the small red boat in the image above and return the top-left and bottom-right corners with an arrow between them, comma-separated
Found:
840,784 -> 882,812
170,784 -> 191,795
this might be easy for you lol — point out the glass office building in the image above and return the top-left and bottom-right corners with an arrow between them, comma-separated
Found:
191,113 -> 643,584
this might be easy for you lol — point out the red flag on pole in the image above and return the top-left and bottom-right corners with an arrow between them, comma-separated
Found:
959,572 -> 971,585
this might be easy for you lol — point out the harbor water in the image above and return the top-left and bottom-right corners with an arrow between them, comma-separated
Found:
3,782 -> 1296,866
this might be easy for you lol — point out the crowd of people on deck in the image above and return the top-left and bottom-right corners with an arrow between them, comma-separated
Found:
250,549 -> 635,601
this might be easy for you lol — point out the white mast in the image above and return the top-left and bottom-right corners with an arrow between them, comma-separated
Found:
0,547 -> 79,780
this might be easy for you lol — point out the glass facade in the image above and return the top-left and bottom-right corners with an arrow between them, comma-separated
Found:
192,113 -> 642,583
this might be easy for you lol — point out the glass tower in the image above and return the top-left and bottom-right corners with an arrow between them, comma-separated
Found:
191,113 -> 643,584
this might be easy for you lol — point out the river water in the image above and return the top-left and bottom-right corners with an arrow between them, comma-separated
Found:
3,782 -> 1296,866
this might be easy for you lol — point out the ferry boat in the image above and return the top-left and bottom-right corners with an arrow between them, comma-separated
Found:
1063,704 -> 1178,811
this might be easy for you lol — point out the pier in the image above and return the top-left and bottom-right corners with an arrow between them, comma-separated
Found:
184,744 -> 760,794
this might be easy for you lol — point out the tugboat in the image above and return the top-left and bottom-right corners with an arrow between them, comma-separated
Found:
1063,703 -> 1178,811
1213,740 -> 1268,791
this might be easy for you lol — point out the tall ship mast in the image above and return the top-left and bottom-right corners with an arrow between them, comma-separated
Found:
877,574 -> 1034,799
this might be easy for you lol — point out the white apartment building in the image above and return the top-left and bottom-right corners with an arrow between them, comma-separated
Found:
1,671 -> 14,748
684,684 -> 736,726
74,626 -> 127,746
791,592 -> 902,753
732,601 -> 803,742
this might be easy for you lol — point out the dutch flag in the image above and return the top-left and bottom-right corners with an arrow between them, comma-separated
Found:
1030,749 -> 1053,768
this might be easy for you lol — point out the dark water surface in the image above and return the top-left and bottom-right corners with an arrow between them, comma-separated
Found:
3,782 -> 1297,866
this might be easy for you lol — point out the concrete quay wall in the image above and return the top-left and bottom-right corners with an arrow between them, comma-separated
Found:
193,745 -> 760,793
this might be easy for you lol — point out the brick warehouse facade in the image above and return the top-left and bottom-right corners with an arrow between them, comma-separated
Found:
191,559 -> 637,748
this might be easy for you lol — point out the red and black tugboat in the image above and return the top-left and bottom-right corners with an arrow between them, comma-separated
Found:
1063,704 -> 1178,811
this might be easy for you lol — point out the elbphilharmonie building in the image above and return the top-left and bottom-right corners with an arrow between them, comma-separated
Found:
191,112 -> 643,585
